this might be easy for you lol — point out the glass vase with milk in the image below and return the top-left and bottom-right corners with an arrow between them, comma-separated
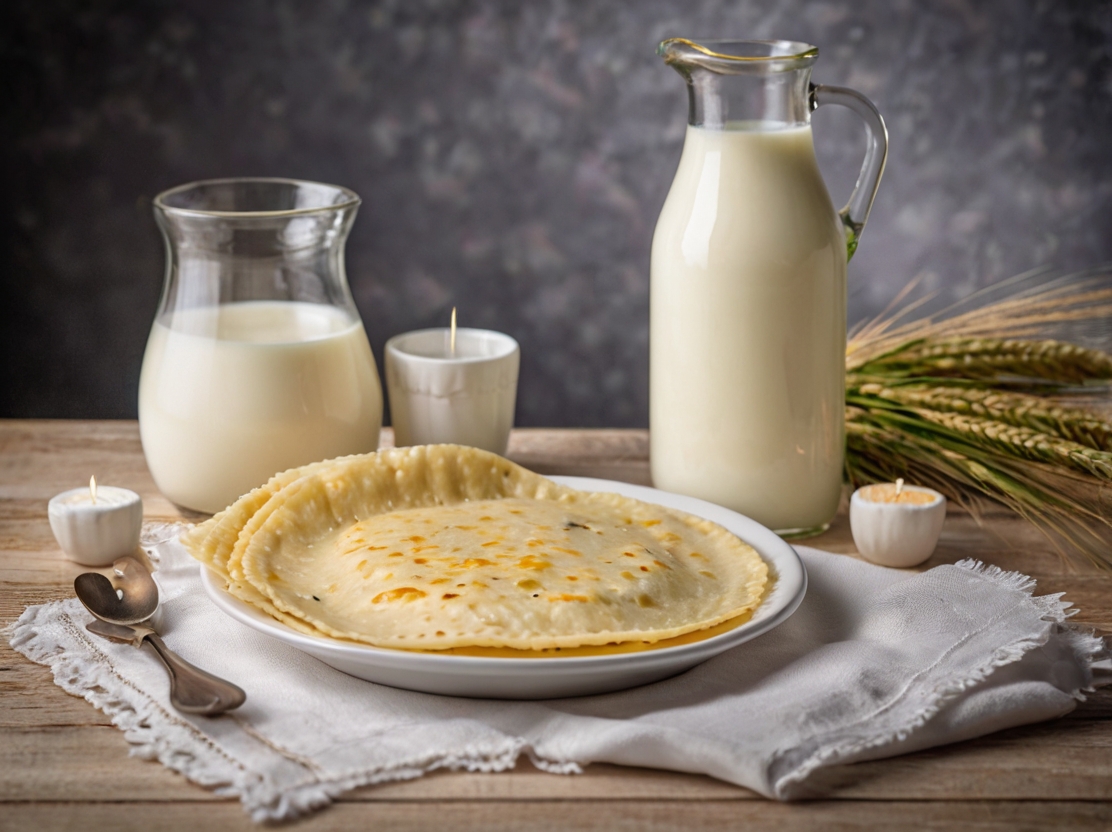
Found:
651,39 -> 887,536
139,178 -> 383,513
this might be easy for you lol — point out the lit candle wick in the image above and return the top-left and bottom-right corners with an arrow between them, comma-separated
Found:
895,478 -> 904,498
90,475 -> 98,506
450,306 -> 457,356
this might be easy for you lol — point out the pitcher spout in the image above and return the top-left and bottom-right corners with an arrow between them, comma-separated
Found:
658,39 -> 818,129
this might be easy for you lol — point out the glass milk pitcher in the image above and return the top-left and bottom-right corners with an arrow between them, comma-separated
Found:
139,178 -> 383,513
650,40 -> 887,536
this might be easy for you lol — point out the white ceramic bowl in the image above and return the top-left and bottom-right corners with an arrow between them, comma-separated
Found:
850,484 -> 946,568
201,476 -> 807,699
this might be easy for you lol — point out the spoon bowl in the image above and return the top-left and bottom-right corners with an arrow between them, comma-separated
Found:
74,556 -> 158,625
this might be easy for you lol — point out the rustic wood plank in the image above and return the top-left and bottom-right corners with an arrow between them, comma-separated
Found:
0,729 -> 752,803
1072,688 -> 1112,720
1,800 -> 1109,832
0,727 -> 219,803
4,716 -> 1112,803
0,420 -> 180,517
0,645 -> 116,728
507,428 -> 652,484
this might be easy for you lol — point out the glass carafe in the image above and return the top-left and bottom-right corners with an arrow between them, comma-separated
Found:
650,40 -> 887,535
139,178 -> 383,513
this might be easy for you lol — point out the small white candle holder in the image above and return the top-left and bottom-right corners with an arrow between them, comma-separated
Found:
48,479 -> 143,566
849,479 -> 946,568
385,327 -> 519,455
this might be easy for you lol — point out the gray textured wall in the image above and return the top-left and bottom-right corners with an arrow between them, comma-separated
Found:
3,0 -> 1110,425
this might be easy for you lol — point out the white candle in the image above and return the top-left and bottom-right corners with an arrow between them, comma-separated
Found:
849,479 -> 947,568
48,477 -> 143,566
385,322 -> 519,455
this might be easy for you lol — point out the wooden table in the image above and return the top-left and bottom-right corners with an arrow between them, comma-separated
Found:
2,420 -> 1110,831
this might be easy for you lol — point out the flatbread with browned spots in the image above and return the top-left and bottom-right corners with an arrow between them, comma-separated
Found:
188,445 -> 766,651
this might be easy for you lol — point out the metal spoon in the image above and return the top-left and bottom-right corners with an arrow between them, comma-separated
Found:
74,557 -> 246,715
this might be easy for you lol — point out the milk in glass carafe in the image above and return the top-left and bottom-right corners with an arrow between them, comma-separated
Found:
650,40 -> 887,535
139,178 -> 383,513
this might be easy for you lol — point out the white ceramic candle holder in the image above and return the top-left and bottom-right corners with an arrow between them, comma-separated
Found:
385,327 -> 519,455
850,482 -> 946,568
48,485 -> 143,566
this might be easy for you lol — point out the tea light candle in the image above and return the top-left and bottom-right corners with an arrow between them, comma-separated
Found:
385,313 -> 519,455
849,479 -> 947,568
48,476 -> 143,566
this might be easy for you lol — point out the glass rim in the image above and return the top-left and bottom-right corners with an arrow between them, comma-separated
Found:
153,177 -> 361,219
659,38 -> 819,69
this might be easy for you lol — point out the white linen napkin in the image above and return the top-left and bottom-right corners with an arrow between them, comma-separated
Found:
8,523 -> 1106,822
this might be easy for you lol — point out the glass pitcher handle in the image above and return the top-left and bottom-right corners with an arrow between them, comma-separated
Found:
810,84 -> 888,260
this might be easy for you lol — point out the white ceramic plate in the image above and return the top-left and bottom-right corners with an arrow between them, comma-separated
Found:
200,476 -> 807,699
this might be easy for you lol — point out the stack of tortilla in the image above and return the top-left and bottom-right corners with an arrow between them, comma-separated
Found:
183,445 -> 768,652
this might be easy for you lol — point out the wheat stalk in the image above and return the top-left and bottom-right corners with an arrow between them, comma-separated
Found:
846,414 -> 1085,515
850,382 -> 1112,450
853,337 -> 1112,384
845,272 -> 1112,569
847,272 -> 1112,370
914,410 -> 1112,479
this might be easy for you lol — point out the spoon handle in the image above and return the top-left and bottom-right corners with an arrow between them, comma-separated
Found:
142,633 -> 247,715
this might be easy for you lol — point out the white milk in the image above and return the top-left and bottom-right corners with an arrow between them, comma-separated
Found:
650,123 -> 846,533
139,301 -> 382,513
